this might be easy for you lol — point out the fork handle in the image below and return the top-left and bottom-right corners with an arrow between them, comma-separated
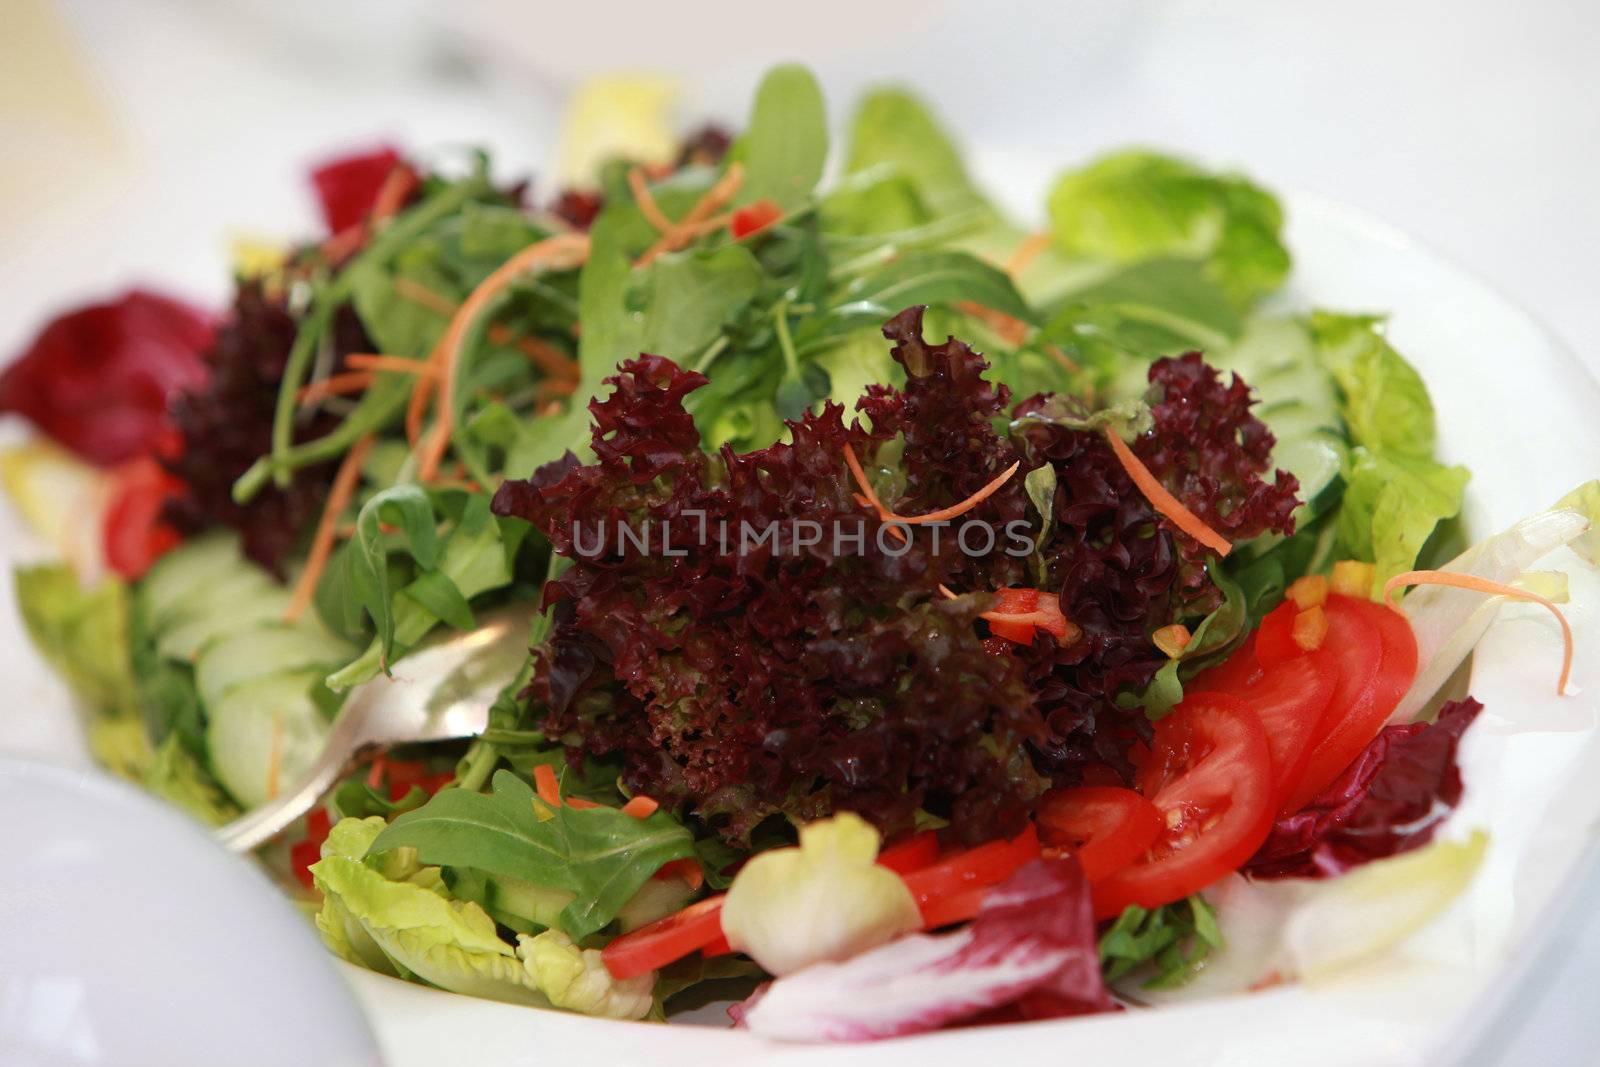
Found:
214,744 -> 362,854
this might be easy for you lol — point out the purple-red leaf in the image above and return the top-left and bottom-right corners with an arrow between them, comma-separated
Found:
1246,697 -> 1483,879
734,857 -> 1114,1041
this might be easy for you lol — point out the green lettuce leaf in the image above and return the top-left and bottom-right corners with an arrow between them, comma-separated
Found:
144,734 -> 239,826
839,87 -> 988,222
1310,312 -> 1469,592
313,816 -> 655,1017
1047,149 -> 1289,309
371,770 -> 697,939
14,565 -> 150,779
733,64 -> 829,210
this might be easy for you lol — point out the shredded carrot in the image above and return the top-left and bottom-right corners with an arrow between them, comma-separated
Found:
627,166 -> 679,235
394,278 -> 577,379
366,754 -> 387,790
533,764 -> 562,806
621,795 -> 660,819
344,353 -> 438,376
265,713 -> 284,800
842,442 -> 1019,526
656,857 -> 706,891
1005,231 -> 1052,277
414,233 -> 591,480
1384,570 -> 1574,695
956,301 -> 1028,346
566,796 -> 604,810
284,433 -> 376,623
637,163 -> 745,265
937,583 -> 1080,643
297,370 -> 376,405
1044,343 -> 1082,375
1102,428 -> 1232,557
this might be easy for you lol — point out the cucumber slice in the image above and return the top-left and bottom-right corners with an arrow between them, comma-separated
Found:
206,669 -> 336,809
441,867 -> 575,935
1214,316 -> 1348,520
156,586 -> 294,662
140,534 -> 248,629
195,625 -> 355,709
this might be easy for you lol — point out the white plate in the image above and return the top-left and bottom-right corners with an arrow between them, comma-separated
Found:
3,187 -> 1598,1066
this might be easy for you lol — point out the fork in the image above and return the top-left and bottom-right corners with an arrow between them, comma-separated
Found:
214,605 -> 535,854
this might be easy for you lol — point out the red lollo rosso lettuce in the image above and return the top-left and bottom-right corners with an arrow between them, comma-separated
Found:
163,283 -> 372,575
733,856 -> 1113,1041
0,290 -> 213,466
1245,697 -> 1483,879
492,308 -> 1297,846
309,145 -> 404,234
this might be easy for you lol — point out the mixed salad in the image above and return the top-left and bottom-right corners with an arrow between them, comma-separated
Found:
4,67 -> 1596,1037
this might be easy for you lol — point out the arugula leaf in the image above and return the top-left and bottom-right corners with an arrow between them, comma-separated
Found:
734,64 -> 829,210
372,770 -> 697,939
634,245 -> 765,361
1047,149 -> 1289,309
818,249 -> 1037,343
841,88 -> 988,220
343,485 -> 440,664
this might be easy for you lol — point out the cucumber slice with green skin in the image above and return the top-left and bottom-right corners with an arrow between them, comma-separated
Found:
1213,316 -> 1348,522
155,587 -> 294,663
206,668 -> 337,809
140,533 -> 248,630
441,867 -> 575,935
195,626 -> 355,709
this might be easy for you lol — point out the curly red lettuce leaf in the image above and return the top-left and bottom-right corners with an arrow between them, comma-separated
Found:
1245,697 -> 1482,879
0,290 -> 213,466
495,338 -> 1047,846
163,283 -> 371,576
733,857 -> 1114,1041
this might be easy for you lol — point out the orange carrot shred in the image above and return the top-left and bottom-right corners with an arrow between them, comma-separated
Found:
1005,231 -> 1052,277
621,795 -> 660,819
566,796 -> 604,810
955,301 -> 1028,346
533,764 -> 562,806
394,278 -> 579,379
284,433 -> 376,624
843,444 -> 1019,526
1384,570 -> 1574,695
627,166 -> 678,235
366,754 -> 387,790
344,353 -> 438,376
415,233 -> 591,480
297,370 -> 376,405
1103,428 -> 1232,557
637,163 -> 745,266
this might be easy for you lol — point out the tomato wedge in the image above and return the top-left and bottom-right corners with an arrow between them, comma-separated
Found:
1036,786 -> 1162,882
1096,693 -> 1274,918
1193,650 -> 1338,810
103,456 -> 184,579
901,824 -> 1040,925
602,894 -> 726,979
1254,600 -> 1302,666
1284,594 -> 1417,811
876,831 -> 941,874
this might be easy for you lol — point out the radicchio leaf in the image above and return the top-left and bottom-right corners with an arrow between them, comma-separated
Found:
0,290 -> 213,466
1246,697 -> 1483,879
734,857 -> 1114,1041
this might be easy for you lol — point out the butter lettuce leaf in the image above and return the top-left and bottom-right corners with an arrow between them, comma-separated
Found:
1047,149 -> 1289,309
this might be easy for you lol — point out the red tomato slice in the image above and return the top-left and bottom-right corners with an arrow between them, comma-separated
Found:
876,831 -> 941,875
1284,595 -> 1418,811
900,824 -> 1040,922
1036,786 -> 1163,883
1097,693 -> 1274,918
103,456 -> 185,579
1194,654 -> 1338,811
1254,600 -> 1302,666
602,894 -> 726,979
1191,632 -> 1263,693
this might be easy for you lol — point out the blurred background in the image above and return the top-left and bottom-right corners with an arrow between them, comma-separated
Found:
1,0 -> 1596,1061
